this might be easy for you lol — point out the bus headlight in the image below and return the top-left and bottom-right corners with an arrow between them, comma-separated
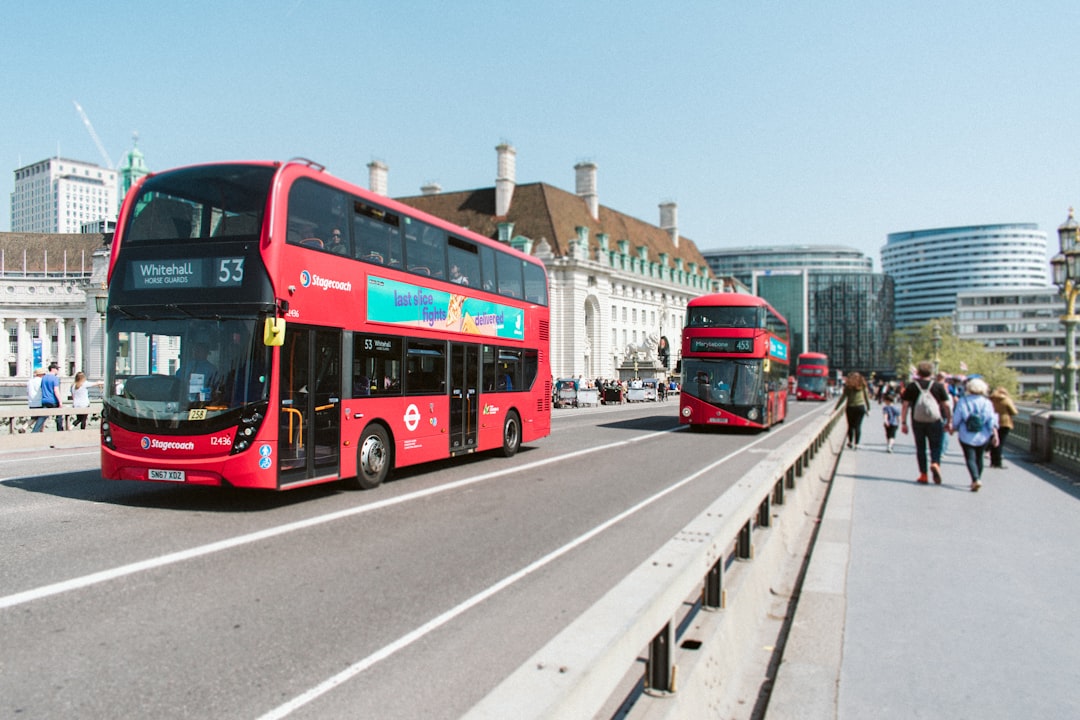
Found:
747,408 -> 760,421
681,406 -> 692,418
230,402 -> 268,455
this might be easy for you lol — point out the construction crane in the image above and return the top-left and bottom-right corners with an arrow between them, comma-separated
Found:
73,100 -> 114,168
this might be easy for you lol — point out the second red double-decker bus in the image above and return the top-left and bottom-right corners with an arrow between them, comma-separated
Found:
100,160 -> 551,491
795,352 -> 830,401
679,293 -> 790,430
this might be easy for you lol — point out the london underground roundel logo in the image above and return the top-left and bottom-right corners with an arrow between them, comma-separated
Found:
300,270 -> 312,287
403,404 -> 421,432
141,437 -> 151,450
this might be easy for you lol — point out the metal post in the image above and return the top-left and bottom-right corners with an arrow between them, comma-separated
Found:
737,520 -> 753,559
1053,361 -> 1064,410
704,558 -> 724,609
1066,314 -> 1078,412
646,621 -> 675,693
932,322 -> 942,376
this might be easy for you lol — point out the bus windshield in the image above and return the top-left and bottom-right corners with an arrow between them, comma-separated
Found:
686,306 -> 760,328
109,315 -> 270,429
124,164 -> 274,244
683,358 -> 765,406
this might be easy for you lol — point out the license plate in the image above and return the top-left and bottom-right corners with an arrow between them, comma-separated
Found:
148,469 -> 186,482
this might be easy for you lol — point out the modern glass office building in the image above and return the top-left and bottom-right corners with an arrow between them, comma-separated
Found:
882,224 -> 1049,329
954,287 -> 1064,397
703,246 -> 894,376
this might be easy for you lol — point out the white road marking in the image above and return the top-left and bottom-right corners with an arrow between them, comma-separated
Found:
255,420 -> 817,719
0,429 -> 678,611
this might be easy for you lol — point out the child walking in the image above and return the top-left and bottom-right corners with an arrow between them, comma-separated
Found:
882,394 -> 900,452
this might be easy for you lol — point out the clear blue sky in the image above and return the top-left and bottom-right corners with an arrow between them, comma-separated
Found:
4,1 -> 1079,268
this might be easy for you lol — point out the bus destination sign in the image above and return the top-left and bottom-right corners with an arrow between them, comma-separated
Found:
690,337 -> 754,353
128,258 -> 245,290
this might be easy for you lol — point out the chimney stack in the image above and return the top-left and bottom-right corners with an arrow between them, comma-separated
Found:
659,201 -> 679,248
575,161 -> 599,220
495,143 -> 516,217
367,160 -> 389,196
421,181 -> 442,196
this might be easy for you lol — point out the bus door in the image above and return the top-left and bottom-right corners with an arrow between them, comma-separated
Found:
449,342 -> 480,454
279,326 -> 341,484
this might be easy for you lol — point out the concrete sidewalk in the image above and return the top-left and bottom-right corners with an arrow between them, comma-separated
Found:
768,410 -> 1080,719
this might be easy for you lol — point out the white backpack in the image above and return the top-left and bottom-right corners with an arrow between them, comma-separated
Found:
912,381 -> 941,423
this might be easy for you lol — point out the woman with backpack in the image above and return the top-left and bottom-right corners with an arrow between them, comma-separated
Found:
949,377 -> 1000,492
900,361 -> 952,485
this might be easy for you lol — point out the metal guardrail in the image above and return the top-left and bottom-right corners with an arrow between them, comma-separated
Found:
465,404 -> 845,719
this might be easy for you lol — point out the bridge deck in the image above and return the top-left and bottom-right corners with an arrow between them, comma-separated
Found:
769,408 -> 1080,718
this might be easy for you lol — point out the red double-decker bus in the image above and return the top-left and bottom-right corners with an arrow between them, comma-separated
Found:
795,352 -> 830,401
100,160 -> 551,491
678,293 -> 790,430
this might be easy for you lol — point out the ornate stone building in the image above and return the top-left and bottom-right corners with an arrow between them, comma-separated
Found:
394,144 -> 717,381
0,232 -> 109,397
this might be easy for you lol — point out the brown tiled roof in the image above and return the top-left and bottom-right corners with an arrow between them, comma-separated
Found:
0,232 -> 108,274
396,182 -> 714,276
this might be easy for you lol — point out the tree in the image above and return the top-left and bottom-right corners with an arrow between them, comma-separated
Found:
892,317 -> 1018,393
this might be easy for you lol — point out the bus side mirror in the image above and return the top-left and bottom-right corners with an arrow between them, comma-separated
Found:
264,317 -> 286,346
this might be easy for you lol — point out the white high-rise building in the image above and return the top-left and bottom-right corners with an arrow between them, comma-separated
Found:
11,158 -> 118,234
882,223 -> 1049,329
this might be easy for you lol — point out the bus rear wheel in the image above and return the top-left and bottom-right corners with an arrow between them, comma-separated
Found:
346,424 -> 392,490
501,411 -> 521,457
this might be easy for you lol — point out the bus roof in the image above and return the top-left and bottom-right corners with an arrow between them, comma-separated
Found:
119,159 -> 545,269
687,293 -> 787,324
687,293 -> 769,308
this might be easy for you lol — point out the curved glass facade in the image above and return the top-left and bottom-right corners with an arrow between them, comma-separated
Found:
882,224 -> 1048,328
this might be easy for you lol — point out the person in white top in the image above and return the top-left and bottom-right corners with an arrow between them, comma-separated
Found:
70,371 -> 91,429
27,368 -> 46,433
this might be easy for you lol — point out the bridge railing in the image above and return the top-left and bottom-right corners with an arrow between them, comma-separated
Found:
0,403 -> 103,434
464,403 -> 846,719
1014,405 -> 1080,476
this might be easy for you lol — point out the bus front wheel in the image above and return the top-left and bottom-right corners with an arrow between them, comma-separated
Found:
347,424 -> 392,490
501,411 -> 521,458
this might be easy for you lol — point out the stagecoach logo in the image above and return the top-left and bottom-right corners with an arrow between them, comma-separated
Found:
141,436 -> 196,451
300,269 -> 353,292
403,403 -> 421,432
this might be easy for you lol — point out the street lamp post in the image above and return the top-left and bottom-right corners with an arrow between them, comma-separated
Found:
94,286 -> 108,385
932,322 -> 942,376
1052,207 -> 1080,412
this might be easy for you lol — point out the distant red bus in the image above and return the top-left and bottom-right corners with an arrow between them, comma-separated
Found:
100,160 -> 551,491
679,294 -> 790,430
795,352 -> 829,401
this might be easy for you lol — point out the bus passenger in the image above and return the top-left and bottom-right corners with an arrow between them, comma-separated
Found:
327,228 -> 347,255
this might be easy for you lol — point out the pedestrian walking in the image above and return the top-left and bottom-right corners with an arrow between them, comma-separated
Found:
842,371 -> 872,450
70,371 -> 91,430
900,361 -> 952,484
40,362 -> 64,432
989,386 -> 1018,469
950,377 -> 999,492
27,368 -> 46,433
882,394 -> 900,452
